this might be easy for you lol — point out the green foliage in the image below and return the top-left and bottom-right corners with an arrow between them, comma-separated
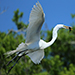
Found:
59,64 -> 75,75
0,9 -> 75,75
42,55 -> 63,75
71,14 -> 75,19
12,9 -> 28,30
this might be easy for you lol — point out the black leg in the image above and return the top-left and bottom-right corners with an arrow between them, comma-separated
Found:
7,50 -> 37,74
6,49 -> 28,66
7,53 -> 27,74
6,53 -> 19,66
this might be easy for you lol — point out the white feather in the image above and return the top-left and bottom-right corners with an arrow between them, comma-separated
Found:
27,49 -> 44,64
26,1 -> 45,43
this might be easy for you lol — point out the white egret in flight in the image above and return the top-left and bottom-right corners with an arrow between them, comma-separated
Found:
5,1 -> 72,73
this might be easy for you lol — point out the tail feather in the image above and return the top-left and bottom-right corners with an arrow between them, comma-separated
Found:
5,42 -> 26,57
4,50 -> 19,56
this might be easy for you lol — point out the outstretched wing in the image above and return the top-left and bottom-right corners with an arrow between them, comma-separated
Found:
26,2 -> 45,43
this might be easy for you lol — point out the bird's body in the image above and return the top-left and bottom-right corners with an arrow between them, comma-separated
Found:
5,2 -> 72,64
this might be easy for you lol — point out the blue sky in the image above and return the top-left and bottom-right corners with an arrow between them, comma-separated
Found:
0,0 -> 75,32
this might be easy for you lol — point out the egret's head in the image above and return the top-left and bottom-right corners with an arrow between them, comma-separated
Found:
63,25 -> 72,32
53,24 -> 72,32
53,24 -> 72,39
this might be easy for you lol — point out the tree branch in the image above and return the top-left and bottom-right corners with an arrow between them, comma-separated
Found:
0,7 -> 9,15
7,28 -> 27,35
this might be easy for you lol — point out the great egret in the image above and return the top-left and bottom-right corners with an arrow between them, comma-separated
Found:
5,1 -> 72,73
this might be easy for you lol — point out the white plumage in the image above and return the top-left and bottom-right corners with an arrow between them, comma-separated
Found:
27,49 -> 44,64
5,2 -> 71,64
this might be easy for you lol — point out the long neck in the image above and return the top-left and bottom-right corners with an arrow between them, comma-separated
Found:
44,24 -> 64,49
44,27 -> 58,48
45,36 -> 57,48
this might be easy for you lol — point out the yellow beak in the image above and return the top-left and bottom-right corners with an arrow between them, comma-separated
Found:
64,26 -> 73,31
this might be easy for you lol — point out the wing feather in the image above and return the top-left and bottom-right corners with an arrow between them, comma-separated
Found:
27,49 -> 44,64
26,2 -> 45,43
